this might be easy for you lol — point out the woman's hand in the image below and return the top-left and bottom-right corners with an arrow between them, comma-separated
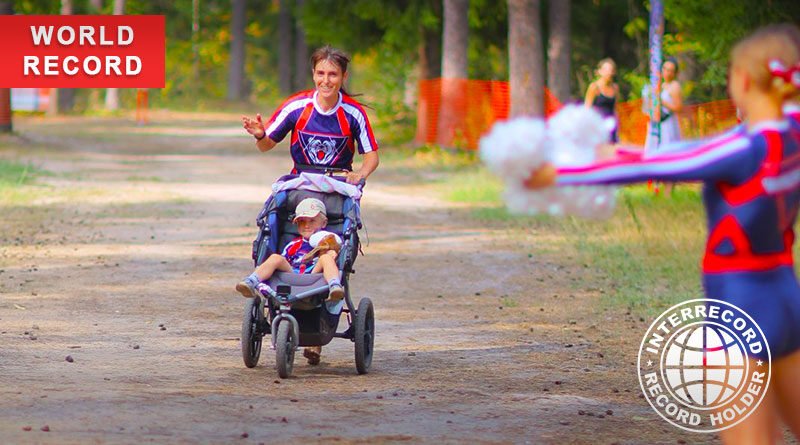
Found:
523,163 -> 557,189
242,113 -> 266,139
345,170 -> 366,185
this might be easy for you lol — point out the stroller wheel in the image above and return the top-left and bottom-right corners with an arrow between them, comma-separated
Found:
241,296 -> 263,368
275,321 -> 296,379
354,297 -> 374,375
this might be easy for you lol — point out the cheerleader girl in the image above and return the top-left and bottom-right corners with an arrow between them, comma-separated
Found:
526,24 -> 800,443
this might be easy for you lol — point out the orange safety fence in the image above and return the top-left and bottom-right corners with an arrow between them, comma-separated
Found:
617,98 -> 738,146
415,78 -> 562,149
416,78 -> 739,150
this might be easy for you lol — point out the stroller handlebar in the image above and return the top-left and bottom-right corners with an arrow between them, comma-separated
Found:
290,164 -> 366,191
294,164 -> 351,175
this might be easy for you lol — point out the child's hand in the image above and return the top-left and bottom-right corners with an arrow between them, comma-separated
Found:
523,163 -> 557,189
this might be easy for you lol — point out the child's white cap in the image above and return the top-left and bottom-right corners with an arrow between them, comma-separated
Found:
294,198 -> 326,221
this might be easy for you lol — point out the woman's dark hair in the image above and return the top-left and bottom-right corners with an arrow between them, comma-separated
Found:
310,45 -> 352,96
663,57 -> 679,74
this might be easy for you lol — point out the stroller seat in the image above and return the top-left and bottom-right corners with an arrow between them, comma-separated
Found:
267,271 -> 328,297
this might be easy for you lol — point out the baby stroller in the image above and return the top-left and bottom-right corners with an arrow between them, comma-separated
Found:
240,170 -> 374,378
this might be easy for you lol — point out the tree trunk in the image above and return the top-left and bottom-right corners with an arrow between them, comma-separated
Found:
293,0 -> 309,91
278,0 -> 293,95
105,0 -> 126,111
49,0 -> 74,115
508,0 -> 544,117
0,1 -> 11,132
440,0 -> 468,79
227,0 -> 246,100
547,0 -> 571,103
418,0 -> 442,80
436,0 -> 468,147
88,0 -> 104,108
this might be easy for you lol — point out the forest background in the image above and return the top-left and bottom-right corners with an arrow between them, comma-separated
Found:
6,0 -> 800,146
2,0 -> 800,313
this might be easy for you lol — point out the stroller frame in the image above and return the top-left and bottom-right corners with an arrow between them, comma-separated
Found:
240,171 -> 374,378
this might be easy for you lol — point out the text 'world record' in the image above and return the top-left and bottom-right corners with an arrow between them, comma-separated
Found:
0,15 -> 165,88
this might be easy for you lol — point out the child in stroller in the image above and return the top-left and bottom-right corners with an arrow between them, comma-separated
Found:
236,197 -> 345,303
239,172 -> 374,378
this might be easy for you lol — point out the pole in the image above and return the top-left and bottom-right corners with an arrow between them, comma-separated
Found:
648,0 -> 664,148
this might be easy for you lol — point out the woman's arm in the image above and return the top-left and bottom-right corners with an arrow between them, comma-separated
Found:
242,113 -> 279,152
555,132 -> 755,186
664,81 -> 683,113
347,151 -> 379,184
584,82 -> 598,107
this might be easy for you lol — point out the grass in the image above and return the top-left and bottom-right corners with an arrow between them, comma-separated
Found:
418,156 -> 711,316
380,144 -> 480,171
0,160 -> 37,186
0,160 -> 50,204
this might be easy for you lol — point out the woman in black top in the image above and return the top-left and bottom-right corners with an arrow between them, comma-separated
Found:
584,58 -> 621,142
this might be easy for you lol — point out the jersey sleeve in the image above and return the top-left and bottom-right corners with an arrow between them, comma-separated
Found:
265,93 -> 311,143
343,100 -> 378,154
556,132 -> 759,186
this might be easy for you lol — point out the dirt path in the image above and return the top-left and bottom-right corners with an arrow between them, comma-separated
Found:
0,114 -> 725,444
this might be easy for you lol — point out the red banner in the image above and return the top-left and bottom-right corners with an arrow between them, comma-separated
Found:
0,15 -> 165,88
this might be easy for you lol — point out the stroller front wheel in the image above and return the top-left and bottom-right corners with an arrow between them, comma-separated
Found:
275,320 -> 296,378
354,297 -> 374,374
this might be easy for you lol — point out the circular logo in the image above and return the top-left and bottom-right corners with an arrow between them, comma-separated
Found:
637,299 -> 771,433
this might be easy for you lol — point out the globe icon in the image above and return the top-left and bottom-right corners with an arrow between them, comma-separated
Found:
661,322 -> 747,410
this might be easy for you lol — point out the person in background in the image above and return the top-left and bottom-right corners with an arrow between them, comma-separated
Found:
643,57 -> 683,153
584,58 -> 621,143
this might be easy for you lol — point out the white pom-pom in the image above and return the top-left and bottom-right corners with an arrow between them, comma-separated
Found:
479,107 -> 618,220
547,105 -> 610,167
479,118 -> 548,181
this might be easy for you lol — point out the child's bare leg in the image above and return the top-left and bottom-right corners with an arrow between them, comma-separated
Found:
312,250 -> 344,301
774,349 -> 800,439
717,358 -> 780,445
312,250 -> 340,282
254,254 -> 293,280
236,254 -> 291,297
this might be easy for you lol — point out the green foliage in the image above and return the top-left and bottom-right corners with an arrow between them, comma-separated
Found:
468,0 -> 508,80
12,0 -> 800,125
571,0 -> 649,100
663,0 -> 800,101
13,0 -> 61,14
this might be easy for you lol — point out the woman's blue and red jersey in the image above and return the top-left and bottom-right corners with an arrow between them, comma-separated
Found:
264,90 -> 378,173
558,115 -> 800,359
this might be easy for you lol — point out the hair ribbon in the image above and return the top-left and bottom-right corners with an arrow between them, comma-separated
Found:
768,59 -> 800,87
